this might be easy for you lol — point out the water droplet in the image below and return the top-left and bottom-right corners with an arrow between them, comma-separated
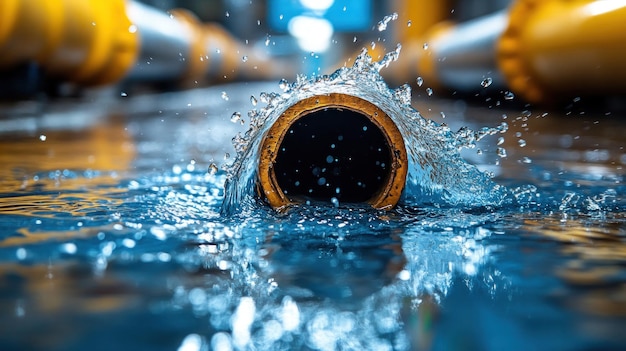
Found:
317,177 -> 326,186
518,139 -> 527,147
221,91 -> 229,101
423,42 -> 429,50
331,197 -> 339,207
224,153 -> 231,160
120,92 -> 128,97
497,147 -> 507,158
407,20 -> 412,27
353,36 -> 357,43
440,112 -> 446,118
250,96 -> 257,106
481,77 -> 493,88
416,76 -> 423,87
265,37 -> 270,46
278,78 -> 289,91
39,134 -> 46,141
504,91 -> 515,100
241,55 -> 248,62
128,24 -> 137,33
326,155 -> 334,163
230,112 -> 242,123
522,157 -> 532,164
497,137 -> 505,145
208,163 -> 218,175
16,248 -> 27,260
279,14 -> 283,20
370,41 -> 376,49
426,87 -> 433,96
225,11 -> 230,17
377,13 -> 398,31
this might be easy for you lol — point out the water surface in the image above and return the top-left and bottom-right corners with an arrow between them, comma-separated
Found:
0,75 -> 625,350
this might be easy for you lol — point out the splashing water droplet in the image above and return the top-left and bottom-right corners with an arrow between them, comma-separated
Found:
497,147 -> 507,158
230,112 -> 242,123
278,78 -> 289,92
481,77 -> 493,88
503,91 -> 515,100
242,55 -> 248,62
250,96 -> 257,106
416,76 -> 423,87
208,163 -> 219,175
377,12 -> 398,31
394,84 -> 412,105
330,197 -> 339,207
221,91 -> 229,101
426,87 -> 433,96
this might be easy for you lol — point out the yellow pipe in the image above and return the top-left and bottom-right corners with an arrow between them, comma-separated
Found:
0,0 -> 139,86
257,93 -> 408,211
497,0 -> 626,104
0,0 -> 282,90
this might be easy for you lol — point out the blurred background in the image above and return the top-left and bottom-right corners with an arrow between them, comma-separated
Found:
3,0 -> 624,106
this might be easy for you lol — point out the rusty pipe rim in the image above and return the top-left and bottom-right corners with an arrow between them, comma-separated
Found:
258,93 -> 408,211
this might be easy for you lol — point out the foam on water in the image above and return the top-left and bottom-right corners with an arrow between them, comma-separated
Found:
222,48 -> 509,214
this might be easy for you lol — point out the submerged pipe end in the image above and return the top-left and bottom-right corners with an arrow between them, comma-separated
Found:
258,93 -> 407,211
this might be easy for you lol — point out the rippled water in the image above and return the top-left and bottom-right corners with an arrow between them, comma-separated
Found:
1,57 -> 626,350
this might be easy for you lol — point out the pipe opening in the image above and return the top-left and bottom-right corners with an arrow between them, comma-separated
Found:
273,108 -> 392,204
258,93 -> 407,211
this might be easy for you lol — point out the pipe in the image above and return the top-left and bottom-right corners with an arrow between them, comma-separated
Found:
396,0 -> 626,104
257,93 -> 408,211
0,0 -> 288,90
497,0 -> 626,104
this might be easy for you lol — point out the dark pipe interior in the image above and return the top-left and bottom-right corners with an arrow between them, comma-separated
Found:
274,108 -> 392,204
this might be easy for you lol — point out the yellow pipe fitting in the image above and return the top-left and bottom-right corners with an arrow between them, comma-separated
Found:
258,93 -> 408,211
497,0 -> 626,104
0,0 -> 139,86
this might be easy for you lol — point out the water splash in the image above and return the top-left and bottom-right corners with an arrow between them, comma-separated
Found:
222,48 -> 508,214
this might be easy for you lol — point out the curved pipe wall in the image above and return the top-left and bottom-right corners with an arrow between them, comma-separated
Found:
257,93 -> 408,211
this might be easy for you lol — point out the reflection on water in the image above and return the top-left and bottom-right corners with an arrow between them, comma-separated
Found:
0,84 -> 625,350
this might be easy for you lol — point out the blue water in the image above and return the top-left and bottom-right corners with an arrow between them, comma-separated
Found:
1,60 -> 626,350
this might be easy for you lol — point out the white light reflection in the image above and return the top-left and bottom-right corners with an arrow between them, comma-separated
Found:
177,333 -> 205,351
288,16 -> 334,52
300,0 -> 334,12
231,297 -> 256,349
585,0 -> 626,16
